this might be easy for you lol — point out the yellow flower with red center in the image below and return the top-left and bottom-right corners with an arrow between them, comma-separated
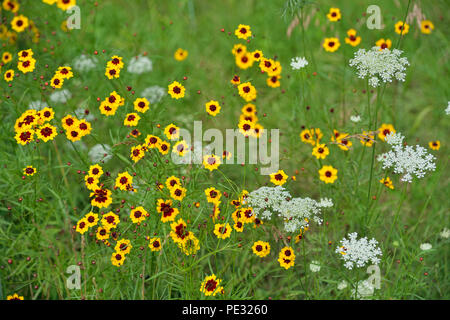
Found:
203,154 -> 221,171
235,24 -> 251,39
165,176 -> 181,189
124,113 -> 141,127
6,293 -> 24,300
174,48 -> 188,61
99,101 -> 118,116
323,37 -> 340,52
205,187 -> 221,204
84,175 -> 99,191
90,188 -> 112,208
36,124 -> 58,142
252,241 -> 270,258
269,169 -> 288,186
327,8 -> 341,22
115,239 -> 132,255
115,171 -> 133,191
65,128 -> 82,142
101,211 -> 120,229
278,246 -> 296,269
238,119 -> 255,137
168,81 -> 185,99
96,226 -> 109,240
214,223 -> 232,239
319,165 -> 338,184
200,274 -> 223,296
172,140 -> 189,156
375,38 -> 392,50
4,69 -> 14,82
241,103 -> 256,116
23,166 -> 36,176
38,107 -> 55,123
421,20 -> 434,34
2,52 -> 12,64
177,233 -> 200,256
111,251 -> 126,267
130,145 -> 145,163
267,75 -> 281,88
18,58 -> 36,73
148,237 -> 162,251
88,164 -> 103,179
205,100 -> 221,116
164,123 -> 180,140
18,49 -> 33,61
170,218 -> 191,244
56,66 -> 73,79
107,55 -> 124,69
84,212 -> 99,228
11,15 -> 29,33
380,177 -> 394,190
157,140 -> 170,155
75,218 -> 89,234
378,124 -> 396,141
130,206 -> 148,224
50,75 -> 64,89
234,220 -> 244,232
3,0 -> 20,12
56,0 -> 76,11
251,50 -> 263,61
345,29 -> 361,46
133,97 -> 150,113
312,143 -> 330,159
429,140 -> 440,150
230,74 -> 240,85
237,82 -> 257,102
241,207 -> 255,223
360,131 -> 375,147
105,65 -> 120,79
300,128 -> 322,146
170,185 -> 187,201
15,128 -> 35,145
157,199 -> 179,222
145,134 -> 160,149
395,21 -> 409,35
235,51 -> 254,69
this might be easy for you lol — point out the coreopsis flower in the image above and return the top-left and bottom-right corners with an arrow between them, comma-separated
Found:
278,247 -> 295,269
38,107 -> 55,123
133,97 -> 150,113
130,206 -> 148,224
164,123 -> 180,140
170,218 -> 191,244
378,124 -> 396,141
157,140 -> 170,155
115,171 -> 133,191
323,37 -> 340,52
77,119 -> 92,137
84,175 -> 99,190
23,166 -> 36,176
269,170 -> 288,186
378,132 -> 436,183
15,128 -> 35,145
157,199 -> 179,222
336,232 -> 382,270
394,20 -> 409,35
266,75 -> 281,88
170,185 -> 187,201
300,128 -> 319,146
237,82 -> 257,102
111,251 -> 126,267
18,58 -> 36,73
359,131 -> 375,147
232,43 -> 247,56
56,66 -> 73,79
251,50 -> 263,61
130,145 -> 145,163
238,119 -> 255,137
203,154 -> 221,171
50,75 -> 64,89
36,124 -> 58,142
101,211 -> 120,229
252,241 -> 270,258
174,48 -> 188,61
375,38 -> 392,50
235,51 -> 254,69
349,47 -> 409,87
214,223 -> 232,239
90,188 -> 112,208
200,274 -> 223,296
312,143 -> 330,159
65,128 -> 82,142
326,7 -> 341,21
380,177 -> 394,189
96,226 -> 109,240
4,69 -> 14,82
205,187 -> 221,204
230,75 -> 240,85
148,237 -> 162,251
235,24 -> 251,39
345,29 -> 361,47
420,20 -> 434,34
99,101 -> 118,116
145,134 -> 160,149
205,100 -> 221,116
168,81 -> 185,99
84,212 -> 99,228
178,233 -> 200,256
6,293 -> 24,300
11,15 -> 29,32
241,103 -> 256,116
105,66 -> 120,79
76,218 -> 89,234
127,55 -> 152,74
3,0 -> 19,12
88,164 -> 103,178
234,220 -> 244,232
428,140 -> 440,150
319,165 -> 338,184
2,52 -> 12,64
130,129 -> 141,138
115,239 -> 132,255
241,207 -> 255,223
165,176 -> 181,189
331,131 -> 352,151
124,113 -> 141,127
290,56 -> 308,70
57,0 -> 76,10
172,140 -> 189,156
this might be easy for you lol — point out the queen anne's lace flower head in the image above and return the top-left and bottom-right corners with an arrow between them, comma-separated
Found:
349,47 -> 409,87
336,232 -> 382,270
73,54 -> 97,72
245,186 -> 333,233
445,101 -> 450,115
127,55 -> 153,74
290,56 -> 308,70
377,132 -> 436,183
141,86 -> 166,104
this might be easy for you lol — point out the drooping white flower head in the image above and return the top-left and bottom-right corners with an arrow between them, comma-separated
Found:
378,132 -> 436,183
349,47 -> 409,87
127,55 -> 153,74
73,54 -> 97,72
141,85 -> 166,104
352,280 -> 375,299
246,186 -> 333,233
290,56 -> 308,70
419,243 -> 432,251
50,89 -> 72,104
336,232 -> 382,270
350,115 -> 362,123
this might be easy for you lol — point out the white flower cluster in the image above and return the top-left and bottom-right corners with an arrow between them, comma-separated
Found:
245,186 -> 333,233
50,89 -> 72,103
88,144 -> 113,163
290,56 -> 308,70
335,232 -> 382,270
127,55 -> 153,74
29,100 -> 48,111
352,280 -> 375,299
377,132 -> 436,183
445,101 -> 450,115
349,47 -> 409,88
350,115 -> 361,123
141,85 -> 166,104
73,54 -> 97,72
